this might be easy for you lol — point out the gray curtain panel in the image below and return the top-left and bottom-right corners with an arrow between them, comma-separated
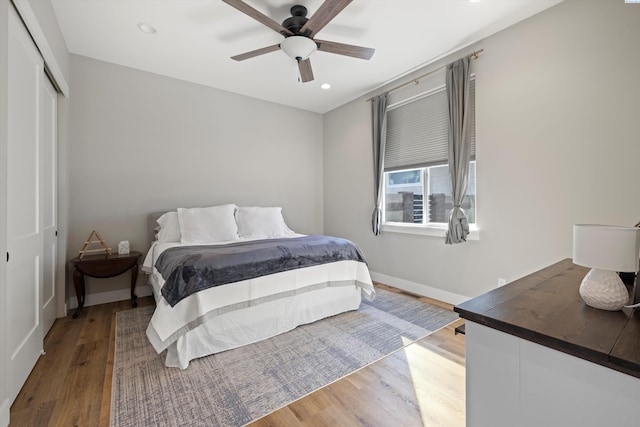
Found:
371,92 -> 388,235
445,56 -> 472,244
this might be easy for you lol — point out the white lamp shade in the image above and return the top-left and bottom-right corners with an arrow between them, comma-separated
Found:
280,36 -> 317,61
573,224 -> 640,273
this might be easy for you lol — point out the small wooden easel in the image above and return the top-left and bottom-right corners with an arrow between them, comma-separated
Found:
78,230 -> 112,259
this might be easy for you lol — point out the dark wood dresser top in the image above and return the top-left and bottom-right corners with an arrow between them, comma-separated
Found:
454,259 -> 640,379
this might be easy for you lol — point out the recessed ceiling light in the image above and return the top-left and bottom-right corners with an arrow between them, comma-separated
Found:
320,83 -> 331,90
137,23 -> 157,34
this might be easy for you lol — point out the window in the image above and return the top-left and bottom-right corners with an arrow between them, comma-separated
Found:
383,79 -> 476,227
384,163 -> 476,225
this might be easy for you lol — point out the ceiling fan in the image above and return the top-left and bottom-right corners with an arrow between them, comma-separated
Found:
222,0 -> 375,83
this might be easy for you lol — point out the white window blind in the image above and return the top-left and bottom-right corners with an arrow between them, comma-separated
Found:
385,79 -> 475,171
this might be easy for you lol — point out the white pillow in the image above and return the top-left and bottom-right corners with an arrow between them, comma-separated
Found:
235,207 -> 294,239
156,211 -> 181,242
178,204 -> 239,244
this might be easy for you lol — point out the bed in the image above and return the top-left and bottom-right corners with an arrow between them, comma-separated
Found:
142,204 -> 375,369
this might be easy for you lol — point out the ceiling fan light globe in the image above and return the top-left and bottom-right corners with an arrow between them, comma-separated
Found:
281,36 -> 317,61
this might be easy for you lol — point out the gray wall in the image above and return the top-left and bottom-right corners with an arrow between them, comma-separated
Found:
323,0 -> 640,302
67,55 -> 323,299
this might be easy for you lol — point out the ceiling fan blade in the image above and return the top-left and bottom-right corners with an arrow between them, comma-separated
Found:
300,0 -> 352,38
315,39 -> 375,60
298,58 -> 314,83
222,0 -> 293,36
231,44 -> 281,61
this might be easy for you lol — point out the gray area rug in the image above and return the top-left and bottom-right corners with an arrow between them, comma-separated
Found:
111,288 -> 459,427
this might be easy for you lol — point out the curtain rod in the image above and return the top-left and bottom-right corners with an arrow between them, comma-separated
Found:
365,49 -> 484,102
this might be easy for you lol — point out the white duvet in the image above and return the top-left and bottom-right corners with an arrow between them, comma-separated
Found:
143,237 -> 375,368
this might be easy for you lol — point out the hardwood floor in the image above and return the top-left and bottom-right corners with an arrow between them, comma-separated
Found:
9,297 -> 155,427
9,284 -> 465,426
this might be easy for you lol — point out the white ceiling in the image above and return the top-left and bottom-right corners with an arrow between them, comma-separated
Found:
51,0 -> 562,114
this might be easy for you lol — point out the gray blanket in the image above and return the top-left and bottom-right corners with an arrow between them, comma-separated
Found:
156,235 -> 367,307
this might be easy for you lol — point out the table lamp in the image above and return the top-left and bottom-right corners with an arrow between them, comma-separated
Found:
572,224 -> 640,311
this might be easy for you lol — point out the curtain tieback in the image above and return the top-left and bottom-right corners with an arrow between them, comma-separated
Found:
452,206 -> 465,215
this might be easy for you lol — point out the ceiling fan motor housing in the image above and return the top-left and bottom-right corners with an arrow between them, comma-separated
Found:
282,5 -> 309,35
280,5 -> 316,61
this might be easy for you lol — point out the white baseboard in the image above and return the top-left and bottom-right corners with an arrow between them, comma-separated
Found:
67,284 -> 153,310
370,271 -> 470,306
0,398 -> 9,427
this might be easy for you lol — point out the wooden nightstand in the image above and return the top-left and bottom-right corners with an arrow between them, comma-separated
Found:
70,251 -> 142,318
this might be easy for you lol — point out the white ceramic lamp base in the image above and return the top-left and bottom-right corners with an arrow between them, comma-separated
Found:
579,269 -> 629,311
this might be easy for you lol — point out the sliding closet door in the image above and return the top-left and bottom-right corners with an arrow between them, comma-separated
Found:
41,76 -> 57,337
7,6 -> 44,402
